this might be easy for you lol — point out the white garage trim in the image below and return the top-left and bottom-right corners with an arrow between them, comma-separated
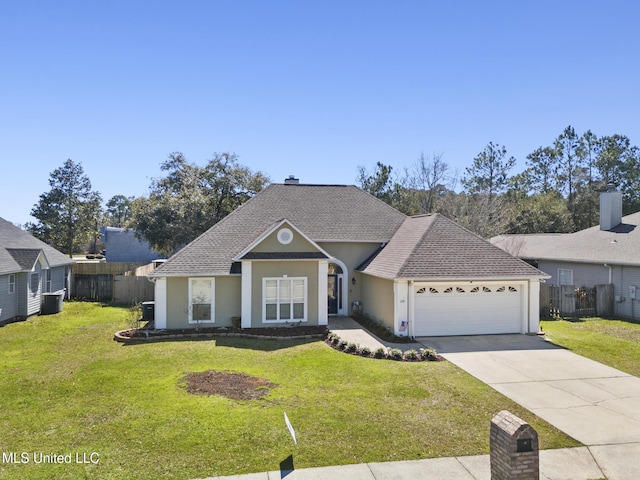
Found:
410,281 -> 529,336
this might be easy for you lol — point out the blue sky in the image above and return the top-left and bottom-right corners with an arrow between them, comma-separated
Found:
2,1 -> 639,225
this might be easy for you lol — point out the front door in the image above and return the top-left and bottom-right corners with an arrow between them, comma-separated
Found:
328,274 -> 338,314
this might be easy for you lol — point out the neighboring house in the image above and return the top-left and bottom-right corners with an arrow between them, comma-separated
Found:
149,179 -> 546,337
101,227 -> 162,263
0,217 -> 74,325
491,189 -> 640,320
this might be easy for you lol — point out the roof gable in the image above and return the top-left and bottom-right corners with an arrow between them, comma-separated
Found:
152,184 -> 406,276
235,219 -> 331,260
360,214 -> 546,280
6,248 -> 47,271
0,217 -> 73,274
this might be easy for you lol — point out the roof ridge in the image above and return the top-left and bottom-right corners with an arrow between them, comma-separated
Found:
395,214 -> 440,277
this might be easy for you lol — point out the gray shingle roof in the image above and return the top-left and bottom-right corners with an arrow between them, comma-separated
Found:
151,184 -> 544,280
491,210 -> 640,266
6,249 -> 43,270
0,217 -> 74,275
152,184 -> 407,276
360,214 -> 546,279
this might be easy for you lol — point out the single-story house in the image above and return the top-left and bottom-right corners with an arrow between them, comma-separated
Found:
491,189 -> 640,320
101,226 -> 162,263
0,217 -> 74,325
149,179 -> 547,337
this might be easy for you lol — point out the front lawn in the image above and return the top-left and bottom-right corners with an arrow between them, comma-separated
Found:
541,316 -> 640,376
1,303 -> 577,479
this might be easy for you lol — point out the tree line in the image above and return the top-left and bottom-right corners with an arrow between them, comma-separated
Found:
27,125 -> 639,257
27,154 -> 269,258
357,126 -> 640,238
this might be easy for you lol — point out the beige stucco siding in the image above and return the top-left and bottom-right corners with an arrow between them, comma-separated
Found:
165,276 -> 241,329
166,277 -> 189,328
360,273 -> 395,331
215,276 -> 241,325
319,242 -> 381,314
251,261 -> 319,327
253,227 -> 319,253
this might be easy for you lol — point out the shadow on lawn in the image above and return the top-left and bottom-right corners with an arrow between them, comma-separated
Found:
120,335 -> 322,352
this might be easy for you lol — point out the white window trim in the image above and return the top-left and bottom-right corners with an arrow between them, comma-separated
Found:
30,273 -> 39,294
558,268 -> 573,286
188,277 -> 215,324
262,276 -> 307,323
8,274 -> 16,294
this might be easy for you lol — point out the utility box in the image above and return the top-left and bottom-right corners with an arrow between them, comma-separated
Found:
490,410 -> 539,480
141,301 -> 155,321
41,290 -> 65,315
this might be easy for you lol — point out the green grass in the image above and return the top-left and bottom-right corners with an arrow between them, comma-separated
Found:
1,303 -> 578,479
542,316 -> 640,376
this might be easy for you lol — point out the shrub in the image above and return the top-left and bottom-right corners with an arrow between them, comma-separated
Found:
346,343 -> 358,353
404,349 -> 419,361
360,346 -> 371,357
389,348 -> 403,361
338,340 -> 349,351
125,300 -> 143,332
421,348 -> 438,361
374,347 -> 386,359
331,335 -> 341,346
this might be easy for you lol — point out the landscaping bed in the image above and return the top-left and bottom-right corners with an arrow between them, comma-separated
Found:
114,324 -> 328,342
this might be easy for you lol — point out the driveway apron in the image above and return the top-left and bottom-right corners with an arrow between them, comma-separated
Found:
418,334 -> 640,479
419,335 -> 640,445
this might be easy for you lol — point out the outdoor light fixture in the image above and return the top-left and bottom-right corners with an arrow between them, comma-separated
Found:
351,277 -> 356,285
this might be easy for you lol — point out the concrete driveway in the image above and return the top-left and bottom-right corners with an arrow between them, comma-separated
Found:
419,334 -> 640,479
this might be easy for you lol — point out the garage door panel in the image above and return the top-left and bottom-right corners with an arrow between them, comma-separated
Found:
414,284 -> 522,336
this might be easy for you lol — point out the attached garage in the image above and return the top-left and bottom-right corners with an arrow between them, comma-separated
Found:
412,282 -> 525,336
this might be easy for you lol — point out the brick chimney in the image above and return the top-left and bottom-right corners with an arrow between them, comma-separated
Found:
600,185 -> 623,231
284,175 -> 299,185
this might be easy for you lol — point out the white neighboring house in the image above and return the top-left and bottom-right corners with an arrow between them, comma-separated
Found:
0,217 -> 74,325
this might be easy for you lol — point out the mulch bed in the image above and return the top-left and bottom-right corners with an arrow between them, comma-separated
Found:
114,325 -> 328,342
181,370 -> 277,400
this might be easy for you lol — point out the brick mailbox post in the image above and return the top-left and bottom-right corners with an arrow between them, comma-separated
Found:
490,410 -> 539,480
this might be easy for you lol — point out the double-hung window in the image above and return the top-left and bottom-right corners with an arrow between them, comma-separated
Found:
189,278 -> 215,323
8,274 -> 15,294
263,277 -> 306,323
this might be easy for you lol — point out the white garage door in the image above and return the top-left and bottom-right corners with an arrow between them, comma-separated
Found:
413,284 -> 523,336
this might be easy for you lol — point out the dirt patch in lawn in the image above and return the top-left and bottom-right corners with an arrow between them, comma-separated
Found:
181,370 -> 277,400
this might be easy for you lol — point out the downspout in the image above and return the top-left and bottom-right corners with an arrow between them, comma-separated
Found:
408,280 -> 414,339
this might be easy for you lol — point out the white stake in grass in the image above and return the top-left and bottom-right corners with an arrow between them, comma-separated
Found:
284,412 -> 297,445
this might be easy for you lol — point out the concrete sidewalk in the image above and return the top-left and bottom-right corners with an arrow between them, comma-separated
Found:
198,446 -> 606,480
327,316 -> 424,352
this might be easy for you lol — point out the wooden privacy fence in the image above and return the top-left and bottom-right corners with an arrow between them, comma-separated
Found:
71,262 -> 155,304
541,284 -> 614,318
